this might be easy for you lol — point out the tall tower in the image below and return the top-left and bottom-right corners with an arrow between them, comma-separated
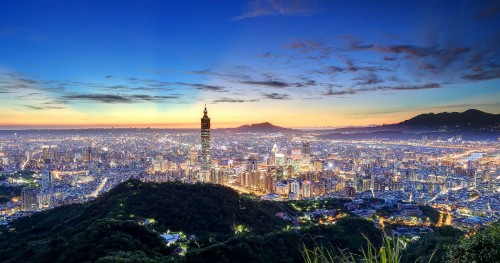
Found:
201,105 -> 211,176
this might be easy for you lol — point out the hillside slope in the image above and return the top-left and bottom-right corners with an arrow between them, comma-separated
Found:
0,180 -> 381,263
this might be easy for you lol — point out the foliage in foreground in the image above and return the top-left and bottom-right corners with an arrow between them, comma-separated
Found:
446,221 -> 500,263
303,233 -> 404,263
303,222 -> 500,263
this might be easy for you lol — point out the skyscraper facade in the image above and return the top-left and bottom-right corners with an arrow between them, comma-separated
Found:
302,142 -> 311,163
201,105 -> 211,176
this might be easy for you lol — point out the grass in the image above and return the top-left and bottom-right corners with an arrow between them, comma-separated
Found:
302,233 -> 436,263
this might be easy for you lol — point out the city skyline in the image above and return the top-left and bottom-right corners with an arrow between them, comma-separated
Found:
1,0 -> 499,129
1,1 -> 499,262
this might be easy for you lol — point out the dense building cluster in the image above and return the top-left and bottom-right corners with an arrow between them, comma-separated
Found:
0,107 -> 498,230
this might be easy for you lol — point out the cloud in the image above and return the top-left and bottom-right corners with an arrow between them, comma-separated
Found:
323,83 -> 442,96
260,51 -> 272,58
420,63 -> 437,72
190,84 -> 227,92
241,80 -> 289,88
288,40 -> 332,57
389,83 -> 440,90
377,45 -> 437,57
63,93 -> 181,103
314,62 -> 392,75
130,94 -> 181,101
212,97 -> 259,103
353,73 -> 383,85
349,42 -> 374,51
263,93 -> 291,100
24,105 -> 65,110
188,69 -> 211,75
324,87 -> 357,96
122,78 -> 227,92
233,0 -> 320,21
63,94 -> 132,103
293,80 -> 316,87
462,70 -> 500,81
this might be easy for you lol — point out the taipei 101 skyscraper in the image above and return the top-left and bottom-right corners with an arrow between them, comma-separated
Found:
201,105 -> 211,175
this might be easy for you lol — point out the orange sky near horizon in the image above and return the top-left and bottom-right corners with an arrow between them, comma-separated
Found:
1,101 -> 498,129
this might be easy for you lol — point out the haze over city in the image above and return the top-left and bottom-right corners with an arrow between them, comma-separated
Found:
1,0 -> 499,129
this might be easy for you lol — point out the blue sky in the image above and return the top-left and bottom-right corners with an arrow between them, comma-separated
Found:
0,0 -> 499,128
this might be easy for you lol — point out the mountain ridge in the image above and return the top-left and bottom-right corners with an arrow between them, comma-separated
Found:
395,109 -> 500,129
221,122 -> 294,133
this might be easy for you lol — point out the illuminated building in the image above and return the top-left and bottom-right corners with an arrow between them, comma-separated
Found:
189,148 -> 198,165
21,188 -> 38,211
82,146 -> 92,162
275,182 -> 289,196
314,160 -> 324,172
290,180 -> 300,194
275,153 -> 285,166
302,180 -> 312,198
247,156 -> 258,172
291,148 -> 302,161
302,142 -> 311,163
344,186 -> 356,198
264,173 -> 275,193
268,143 -> 278,166
200,105 -> 211,177
41,170 -> 52,188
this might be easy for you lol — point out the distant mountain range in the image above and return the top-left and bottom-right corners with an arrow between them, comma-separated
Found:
394,109 -> 500,130
221,109 -> 499,135
221,122 -> 294,133
320,109 -> 500,141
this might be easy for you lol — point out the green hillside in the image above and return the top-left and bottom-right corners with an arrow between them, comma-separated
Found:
0,180 -> 381,263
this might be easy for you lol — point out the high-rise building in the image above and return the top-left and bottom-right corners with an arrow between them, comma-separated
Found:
268,143 -> 278,166
42,145 -> 50,162
21,188 -> 38,211
189,148 -> 199,165
201,105 -> 211,176
247,156 -> 258,172
302,142 -> 311,163
291,148 -> 302,161
344,186 -> 356,198
264,173 -> 275,194
50,145 -> 57,160
83,146 -> 92,162
290,180 -> 300,194
302,180 -> 312,198
41,170 -> 52,188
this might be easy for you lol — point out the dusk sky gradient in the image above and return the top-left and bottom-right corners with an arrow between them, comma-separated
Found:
0,0 -> 499,129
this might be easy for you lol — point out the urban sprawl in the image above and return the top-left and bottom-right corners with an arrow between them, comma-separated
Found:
1,107 -> 499,236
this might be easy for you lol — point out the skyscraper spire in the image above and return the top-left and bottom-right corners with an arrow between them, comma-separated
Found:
201,104 -> 211,181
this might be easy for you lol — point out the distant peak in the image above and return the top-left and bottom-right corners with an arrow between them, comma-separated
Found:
230,122 -> 293,132
397,109 -> 498,129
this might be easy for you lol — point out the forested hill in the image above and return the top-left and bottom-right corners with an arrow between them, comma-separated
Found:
0,180 -> 381,263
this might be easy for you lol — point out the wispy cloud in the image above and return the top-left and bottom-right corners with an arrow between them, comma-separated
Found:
23,105 -> 65,110
462,69 -> 500,81
233,0 -> 320,21
263,92 -> 291,100
241,80 -> 289,88
324,83 -> 442,96
212,97 -> 259,103
63,93 -> 181,104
